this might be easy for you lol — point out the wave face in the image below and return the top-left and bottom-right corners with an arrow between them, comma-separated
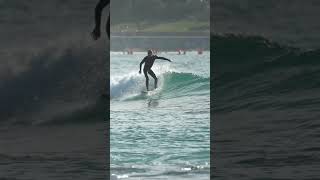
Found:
212,34 -> 320,108
0,43 -> 108,126
212,34 -> 320,179
111,71 -> 209,100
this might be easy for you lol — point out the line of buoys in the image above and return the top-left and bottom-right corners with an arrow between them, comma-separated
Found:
128,49 -> 133,55
123,49 -> 134,55
177,49 -> 186,55
119,49 -> 205,55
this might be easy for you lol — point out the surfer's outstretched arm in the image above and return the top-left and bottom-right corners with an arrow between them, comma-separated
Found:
139,58 -> 146,74
92,0 -> 110,40
156,56 -> 172,62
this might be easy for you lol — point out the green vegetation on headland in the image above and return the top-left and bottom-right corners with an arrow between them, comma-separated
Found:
111,20 -> 209,33
111,0 -> 209,33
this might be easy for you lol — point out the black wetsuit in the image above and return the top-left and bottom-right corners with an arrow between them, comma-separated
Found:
140,55 -> 171,91
93,0 -> 110,38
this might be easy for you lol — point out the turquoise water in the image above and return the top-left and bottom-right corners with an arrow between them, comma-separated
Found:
110,51 -> 210,180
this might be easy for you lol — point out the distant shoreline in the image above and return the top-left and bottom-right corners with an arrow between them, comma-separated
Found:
110,32 -> 210,51
111,31 -> 210,37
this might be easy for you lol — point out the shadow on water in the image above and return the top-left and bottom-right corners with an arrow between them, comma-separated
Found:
147,97 -> 159,108
145,90 -> 162,108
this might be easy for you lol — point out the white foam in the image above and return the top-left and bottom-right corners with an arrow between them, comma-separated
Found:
111,174 -> 129,180
110,65 -> 174,99
110,72 -> 144,99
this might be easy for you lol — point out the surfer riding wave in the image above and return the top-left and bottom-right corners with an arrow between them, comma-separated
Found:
139,50 -> 171,91
91,0 -> 110,40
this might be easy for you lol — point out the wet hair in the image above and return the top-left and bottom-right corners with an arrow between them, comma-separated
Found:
147,50 -> 153,55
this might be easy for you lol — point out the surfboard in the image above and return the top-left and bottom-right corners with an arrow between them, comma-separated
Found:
141,89 -> 157,95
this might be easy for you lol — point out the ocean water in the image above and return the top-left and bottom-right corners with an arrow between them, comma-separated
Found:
110,51 -> 210,179
0,1 -> 109,178
212,34 -> 320,179
0,41 -> 108,180
212,0 -> 320,179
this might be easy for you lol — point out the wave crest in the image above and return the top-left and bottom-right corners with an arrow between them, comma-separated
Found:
111,71 -> 209,100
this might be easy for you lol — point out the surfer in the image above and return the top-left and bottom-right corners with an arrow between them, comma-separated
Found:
139,50 -> 172,91
92,0 -> 110,40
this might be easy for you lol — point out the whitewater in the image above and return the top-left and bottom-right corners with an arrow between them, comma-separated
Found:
110,51 -> 210,179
